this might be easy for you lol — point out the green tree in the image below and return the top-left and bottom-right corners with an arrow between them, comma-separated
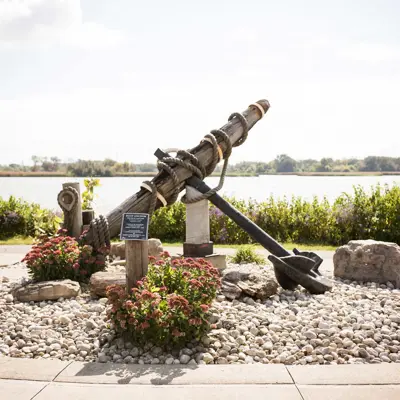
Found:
274,154 -> 296,172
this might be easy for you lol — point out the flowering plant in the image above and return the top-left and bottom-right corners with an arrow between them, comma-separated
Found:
106,253 -> 221,346
22,229 -> 109,282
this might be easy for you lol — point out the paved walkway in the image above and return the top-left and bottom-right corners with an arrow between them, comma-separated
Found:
0,245 -> 335,280
0,358 -> 400,399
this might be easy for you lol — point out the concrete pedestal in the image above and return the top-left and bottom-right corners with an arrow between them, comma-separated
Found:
184,186 -> 213,257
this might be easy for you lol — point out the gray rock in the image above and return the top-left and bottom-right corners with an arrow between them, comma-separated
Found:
334,240 -> 400,287
13,280 -> 81,302
221,281 -> 242,300
89,272 -> 126,297
222,264 -> 278,300
110,238 -> 163,260
179,354 -> 191,364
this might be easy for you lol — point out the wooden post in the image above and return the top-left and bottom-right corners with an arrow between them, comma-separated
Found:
82,209 -> 95,232
60,182 -> 83,239
125,240 -> 148,293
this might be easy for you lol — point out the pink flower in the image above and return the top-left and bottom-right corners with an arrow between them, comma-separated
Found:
73,263 -> 80,270
140,321 -> 150,329
200,304 -> 209,312
172,328 -> 182,337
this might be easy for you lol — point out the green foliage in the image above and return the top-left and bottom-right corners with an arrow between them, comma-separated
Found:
22,230 -> 108,282
82,178 -> 101,210
3,155 -> 400,176
230,245 -> 266,264
106,254 -> 221,346
0,196 -> 61,239
149,184 -> 400,246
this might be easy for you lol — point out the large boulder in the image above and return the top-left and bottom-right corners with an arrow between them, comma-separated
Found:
110,238 -> 163,260
13,280 -> 80,302
90,271 -> 126,297
333,240 -> 400,287
221,264 -> 278,300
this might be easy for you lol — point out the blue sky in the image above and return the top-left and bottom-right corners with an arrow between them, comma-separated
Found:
1,0 -> 399,165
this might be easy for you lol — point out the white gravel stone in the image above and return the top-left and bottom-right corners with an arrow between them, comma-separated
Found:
2,264 -> 400,366
4,294 -> 13,303
179,354 -> 191,364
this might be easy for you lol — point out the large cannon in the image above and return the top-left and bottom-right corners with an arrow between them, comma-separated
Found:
82,99 -> 332,294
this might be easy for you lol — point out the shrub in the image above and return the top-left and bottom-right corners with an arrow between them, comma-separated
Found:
149,183 -> 400,246
82,178 -> 101,210
230,245 -> 266,264
22,229 -> 108,282
0,195 -> 61,239
106,253 -> 221,346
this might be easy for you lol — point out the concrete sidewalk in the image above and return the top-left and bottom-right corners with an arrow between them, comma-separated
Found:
1,358 -> 400,399
0,245 -> 335,279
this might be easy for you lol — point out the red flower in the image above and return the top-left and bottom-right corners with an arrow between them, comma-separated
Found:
140,321 -> 150,329
200,304 -> 209,312
172,328 -> 182,337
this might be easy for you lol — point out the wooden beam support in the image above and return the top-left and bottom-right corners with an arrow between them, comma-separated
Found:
125,240 -> 149,293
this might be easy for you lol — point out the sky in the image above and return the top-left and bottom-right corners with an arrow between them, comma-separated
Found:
1,0 -> 400,165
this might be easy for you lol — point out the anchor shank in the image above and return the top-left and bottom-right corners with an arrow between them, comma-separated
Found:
155,148 -> 290,257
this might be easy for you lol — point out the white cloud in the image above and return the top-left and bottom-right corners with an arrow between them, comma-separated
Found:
0,0 -> 124,49
338,42 -> 400,64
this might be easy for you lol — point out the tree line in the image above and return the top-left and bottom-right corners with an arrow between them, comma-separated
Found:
1,155 -> 400,176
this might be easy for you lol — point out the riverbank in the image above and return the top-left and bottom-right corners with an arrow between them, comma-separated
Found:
2,171 -> 400,177
0,171 -> 255,177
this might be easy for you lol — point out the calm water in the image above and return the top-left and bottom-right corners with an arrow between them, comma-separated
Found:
0,175 -> 399,215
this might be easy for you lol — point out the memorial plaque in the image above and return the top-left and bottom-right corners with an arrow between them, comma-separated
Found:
120,213 -> 149,241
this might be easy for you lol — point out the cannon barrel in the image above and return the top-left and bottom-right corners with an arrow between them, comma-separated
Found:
83,100 -> 270,245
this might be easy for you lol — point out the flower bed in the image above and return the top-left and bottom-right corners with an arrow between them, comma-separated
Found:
22,229 -> 108,283
107,254 -> 221,346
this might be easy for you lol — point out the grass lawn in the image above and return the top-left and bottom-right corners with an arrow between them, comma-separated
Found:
0,236 -> 35,245
163,242 -> 337,251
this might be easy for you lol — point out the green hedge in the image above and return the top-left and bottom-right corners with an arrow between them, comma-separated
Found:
0,196 -> 61,239
2,184 -> 400,246
149,184 -> 400,246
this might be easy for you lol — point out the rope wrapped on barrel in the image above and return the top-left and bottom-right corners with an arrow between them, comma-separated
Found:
155,112 -> 248,204
88,214 -> 110,250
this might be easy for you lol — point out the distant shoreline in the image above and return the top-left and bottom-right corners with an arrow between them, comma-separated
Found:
1,171 -> 399,177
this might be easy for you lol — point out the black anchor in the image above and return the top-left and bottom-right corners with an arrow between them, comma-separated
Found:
155,148 -> 333,295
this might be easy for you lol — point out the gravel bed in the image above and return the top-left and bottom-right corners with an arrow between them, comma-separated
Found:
1,269 -> 400,365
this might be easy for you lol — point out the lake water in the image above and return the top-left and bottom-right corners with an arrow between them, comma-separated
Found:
0,175 -> 399,215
